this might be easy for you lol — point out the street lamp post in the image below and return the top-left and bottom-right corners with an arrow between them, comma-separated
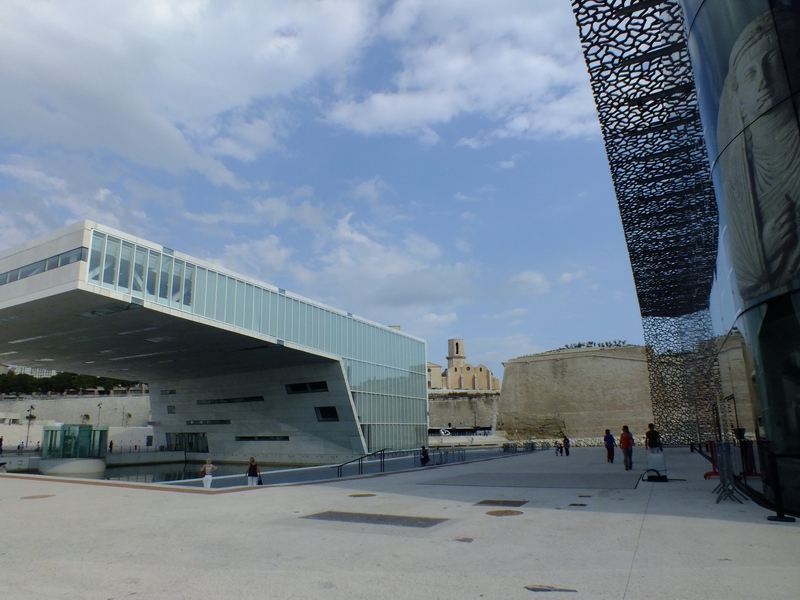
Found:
97,402 -> 102,427
25,405 -> 34,448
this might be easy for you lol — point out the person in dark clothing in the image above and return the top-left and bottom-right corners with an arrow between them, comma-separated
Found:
603,429 -> 616,463
645,423 -> 662,452
420,446 -> 430,466
562,436 -> 571,457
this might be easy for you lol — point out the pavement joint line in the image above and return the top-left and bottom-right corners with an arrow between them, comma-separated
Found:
622,478 -> 655,599
0,472 -> 264,494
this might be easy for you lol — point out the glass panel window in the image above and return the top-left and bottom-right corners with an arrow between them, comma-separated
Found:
244,284 -> 254,330
171,259 -> 184,307
276,293 -> 286,339
146,250 -> 160,301
206,271 -> 218,319
183,263 -> 194,309
46,256 -> 60,271
88,231 -> 106,283
117,241 -> 134,292
102,237 -> 120,287
235,280 -> 245,327
60,247 -> 84,266
159,255 -> 172,302
194,267 -> 206,315
252,287 -> 262,332
132,247 -> 147,296
215,274 -> 226,322
19,260 -> 46,280
225,277 -> 236,324
296,300 -> 306,345
263,290 -> 275,336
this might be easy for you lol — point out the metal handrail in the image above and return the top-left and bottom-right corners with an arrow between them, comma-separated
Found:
333,448 -> 390,478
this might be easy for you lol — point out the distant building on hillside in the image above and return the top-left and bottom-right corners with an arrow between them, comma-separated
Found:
427,339 -> 500,391
5,365 -> 59,379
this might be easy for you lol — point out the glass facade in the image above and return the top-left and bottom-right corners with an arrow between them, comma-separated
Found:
683,0 -> 800,513
41,424 -> 108,459
86,228 -> 428,452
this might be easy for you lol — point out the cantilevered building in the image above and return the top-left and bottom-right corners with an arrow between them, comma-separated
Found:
0,221 -> 428,464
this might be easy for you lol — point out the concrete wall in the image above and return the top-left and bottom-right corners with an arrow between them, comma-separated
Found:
150,361 -> 366,465
428,390 -> 500,429
499,346 -> 653,439
0,394 -> 151,452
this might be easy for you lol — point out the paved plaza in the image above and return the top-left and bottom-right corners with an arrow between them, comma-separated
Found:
1,446 -> 798,599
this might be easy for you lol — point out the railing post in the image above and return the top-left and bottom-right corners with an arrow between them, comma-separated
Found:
767,452 -> 796,522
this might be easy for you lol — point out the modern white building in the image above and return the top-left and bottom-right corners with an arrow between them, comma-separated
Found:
0,221 -> 428,464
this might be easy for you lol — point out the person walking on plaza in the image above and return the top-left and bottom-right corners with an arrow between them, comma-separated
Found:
0,435 -> 3,456
200,458 -> 217,489
603,429 -> 616,463
245,457 -> 261,486
420,446 -> 430,466
645,423 -> 662,453
562,435 -> 571,457
620,425 -> 635,471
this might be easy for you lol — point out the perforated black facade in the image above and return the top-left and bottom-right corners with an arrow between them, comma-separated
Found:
570,0 -> 723,444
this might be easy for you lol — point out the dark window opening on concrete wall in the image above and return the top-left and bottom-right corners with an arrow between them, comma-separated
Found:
315,406 -> 339,421
286,381 -> 328,394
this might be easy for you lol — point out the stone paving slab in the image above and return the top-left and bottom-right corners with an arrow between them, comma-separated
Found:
423,471 -> 640,489
0,447 -> 798,599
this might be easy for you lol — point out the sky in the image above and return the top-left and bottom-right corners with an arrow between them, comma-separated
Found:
0,0 -> 645,379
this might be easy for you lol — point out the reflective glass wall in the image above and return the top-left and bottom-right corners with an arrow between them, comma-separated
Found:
87,227 -> 428,452
683,0 -> 800,512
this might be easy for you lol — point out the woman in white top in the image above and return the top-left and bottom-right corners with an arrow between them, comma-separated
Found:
201,458 -> 217,489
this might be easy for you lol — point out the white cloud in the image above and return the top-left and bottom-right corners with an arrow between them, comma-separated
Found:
489,307 -> 529,320
454,239 -> 471,254
0,160 -> 67,192
288,213 -> 476,313
351,176 -> 389,202
0,0 -> 380,184
221,235 -> 293,277
559,268 -> 587,283
421,312 -> 458,326
509,270 -> 551,295
325,0 -> 597,142
0,156 -> 147,235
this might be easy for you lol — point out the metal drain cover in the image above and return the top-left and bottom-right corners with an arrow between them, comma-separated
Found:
302,511 -> 447,528
476,499 -> 528,507
526,584 -> 577,593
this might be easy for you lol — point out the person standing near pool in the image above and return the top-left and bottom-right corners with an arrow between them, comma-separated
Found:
245,457 -> 261,486
200,458 -> 217,489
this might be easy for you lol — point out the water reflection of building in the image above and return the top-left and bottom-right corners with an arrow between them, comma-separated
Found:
687,1 -> 800,516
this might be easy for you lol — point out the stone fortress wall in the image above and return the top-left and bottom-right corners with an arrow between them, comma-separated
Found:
497,333 -> 756,441
499,345 -> 653,439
